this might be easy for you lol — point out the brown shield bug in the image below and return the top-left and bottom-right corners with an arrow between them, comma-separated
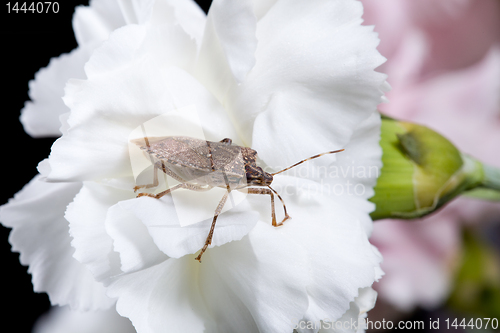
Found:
132,136 -> 344,262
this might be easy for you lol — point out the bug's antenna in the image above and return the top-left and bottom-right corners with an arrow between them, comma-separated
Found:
271,149 -> 345,176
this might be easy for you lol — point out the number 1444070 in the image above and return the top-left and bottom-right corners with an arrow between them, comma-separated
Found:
6,2 -> 59,13
445,318 -> 498,330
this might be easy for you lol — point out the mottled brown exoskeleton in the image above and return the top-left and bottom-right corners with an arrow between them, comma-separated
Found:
132,136 -> 343,262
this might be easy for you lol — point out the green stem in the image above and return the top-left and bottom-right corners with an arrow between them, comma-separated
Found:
482,164 -> 500,191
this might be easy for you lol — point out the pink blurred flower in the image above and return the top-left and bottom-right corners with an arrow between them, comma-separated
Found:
362,0 -> 500,311
363,0 -> 500,78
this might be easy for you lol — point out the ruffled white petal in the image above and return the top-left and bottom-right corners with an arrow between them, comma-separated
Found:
318,287 -> 377,333
295,288 -> 376,333
320,112 -> 382,234
229,0 -> 386,156
253,0 -> 279,21
0,176 -> 114,310
115,191 -> 258,258
108,258 -> 207,333
257,112 -> 381,236
155,0 -> 206,49
258,177 -> 381,326
74,0 -> 206,48
208,0 -> 256,82
194,0 -> 257,102
21,0 -> 204,139
105,203 -> 168,273
84,5 -> 197,79
33,306 -> 135,333
20,46 -> 91,137
199,222 -> 309,333
73,0 -> 129,46
48,22 -> 236,182
107,222 -> 310,333
66,182 -> 133,282
21,0 -> 172,138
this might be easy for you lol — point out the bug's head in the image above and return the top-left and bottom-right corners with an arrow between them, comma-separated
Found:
245,165 -> 273,186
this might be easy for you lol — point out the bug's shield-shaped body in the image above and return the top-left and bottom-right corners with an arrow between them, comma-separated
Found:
131,136 -> 248,190
130,135 -> 343,262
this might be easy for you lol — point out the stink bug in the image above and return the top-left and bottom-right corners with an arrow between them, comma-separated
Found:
132,136 -> 344,262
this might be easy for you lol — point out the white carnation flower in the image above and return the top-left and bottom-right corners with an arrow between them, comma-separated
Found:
32,288 -> 376,333
1,0 -> 388,332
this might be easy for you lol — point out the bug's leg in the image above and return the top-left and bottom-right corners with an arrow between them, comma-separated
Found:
135,160 -> 189,192
195,191 -> 229,262
133,133 -> 158,192
247,188 -> 276,226
136,161 -> 211,198
246,187 -> 290,227
133,162 -> 159,192
157,161 -> 192,184
267,185 -> 291,226
137,182 -> 210,199
137,183 -> 183,199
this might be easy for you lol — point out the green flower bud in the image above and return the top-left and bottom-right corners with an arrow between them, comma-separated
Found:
370,116 -> 500,220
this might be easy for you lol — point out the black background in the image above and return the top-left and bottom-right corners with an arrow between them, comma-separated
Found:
1,0 -> 210,331
2,1 -> 89,331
